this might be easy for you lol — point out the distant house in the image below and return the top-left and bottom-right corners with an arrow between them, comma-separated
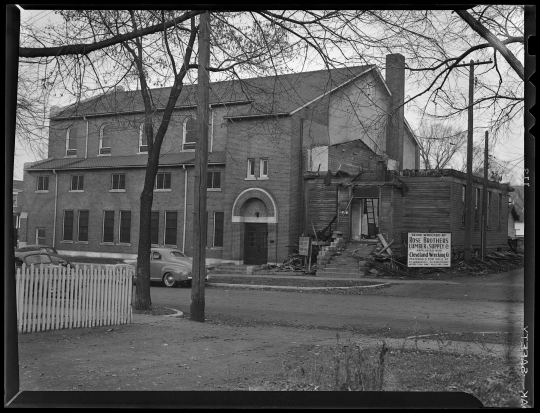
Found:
508,188 -> 524,238
13,180 -> 25,247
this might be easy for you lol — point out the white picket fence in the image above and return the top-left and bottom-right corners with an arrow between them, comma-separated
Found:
16,264 -> 134,334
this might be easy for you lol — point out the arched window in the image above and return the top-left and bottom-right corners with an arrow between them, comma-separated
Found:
182,117 -> 196,151
139,123 -> 148,153
66,127 -> 77,156
99,123 -> 111,155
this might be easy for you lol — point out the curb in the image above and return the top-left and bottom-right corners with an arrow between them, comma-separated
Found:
206,282 -> 389,291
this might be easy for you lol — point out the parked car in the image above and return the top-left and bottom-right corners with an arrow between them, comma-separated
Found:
15,245 -> 73,267
124,247 -> 209,288
15,250 -> 73,270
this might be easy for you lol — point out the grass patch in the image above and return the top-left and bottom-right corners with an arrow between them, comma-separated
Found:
253,335 -> 523,407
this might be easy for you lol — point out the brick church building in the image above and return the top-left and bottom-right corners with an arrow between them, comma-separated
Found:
19,54 -> 512,263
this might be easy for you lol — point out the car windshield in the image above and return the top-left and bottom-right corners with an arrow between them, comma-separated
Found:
170,251 -> 186,258
40,247 -> 58,254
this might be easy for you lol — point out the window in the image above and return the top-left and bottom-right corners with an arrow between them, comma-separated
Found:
247,158 -> 255,179
487,191 -> 492,229
66,127 -> 77,156
139,123 -> 148,153
78,210 -> 89,242
213,212 -> 224,247
37,176 -> 49,191
119,211 -> 131,244
475,187 -> 480,229
461,185 -> 466,227
111,174 -> 126,190
183,117 -> 197,150
151,211 -> 159,245
71,175 -> 84,191
63,210 -> 74,241
36,227 -> 46,244
207,171 -> 221,189
498,194 -> 502,230
155,172 -> 171,190
151,251 -> 162,260
164,211 -> 177,245
103,211 -> 114,243
13,193 -> 17,207
259,158 -> 268,178
99,123 -> 111,154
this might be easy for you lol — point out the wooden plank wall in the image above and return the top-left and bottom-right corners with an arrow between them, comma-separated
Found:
305,179 -> 338,236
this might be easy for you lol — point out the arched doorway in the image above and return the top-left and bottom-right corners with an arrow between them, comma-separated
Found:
232,188 -> 278,265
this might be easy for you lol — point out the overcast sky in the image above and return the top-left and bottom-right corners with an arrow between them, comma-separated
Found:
14,7 -> 525,184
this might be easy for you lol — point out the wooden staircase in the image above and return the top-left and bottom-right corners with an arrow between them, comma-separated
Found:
317,232 -> 378,278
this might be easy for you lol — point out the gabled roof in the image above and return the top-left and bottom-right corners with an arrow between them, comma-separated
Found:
51,66 -> 374,120
25,152 -> 226,171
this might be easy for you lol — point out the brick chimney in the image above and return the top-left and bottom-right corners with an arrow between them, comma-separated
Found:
385,53 -> 405,170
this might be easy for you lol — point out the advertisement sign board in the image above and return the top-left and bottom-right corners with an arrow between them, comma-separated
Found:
299,237 -> 311,256
407,232 -> 452,267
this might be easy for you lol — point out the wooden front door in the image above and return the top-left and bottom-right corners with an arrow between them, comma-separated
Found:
244,223 -> 268,265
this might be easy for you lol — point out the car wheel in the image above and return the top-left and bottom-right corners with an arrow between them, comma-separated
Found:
163,273 -> 178,288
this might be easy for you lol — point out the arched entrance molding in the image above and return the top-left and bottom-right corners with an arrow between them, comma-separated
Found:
231,188 -> 278,223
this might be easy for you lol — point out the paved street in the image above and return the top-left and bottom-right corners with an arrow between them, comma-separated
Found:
150,274 -> 524,335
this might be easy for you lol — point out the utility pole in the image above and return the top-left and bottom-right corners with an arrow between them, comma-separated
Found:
457,59 -> 492,263
464,60 -> 475,263
481,131 -> 488,260
190,11 -> 210,322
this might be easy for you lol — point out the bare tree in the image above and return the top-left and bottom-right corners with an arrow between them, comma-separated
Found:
17,7 -> 525,310
416,123 -> 467,170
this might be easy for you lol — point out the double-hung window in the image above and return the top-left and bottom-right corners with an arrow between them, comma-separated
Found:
498,194 -> 502,230
99,123 -> 111,155
13,193 -> 17,207
150,211 -> 159,245
37,176 -> 49,191
213,212 -> 224,247
111,174 -> 126,190
63,210 -> 74,241
155,172 -> 171,190
164,211 -> 177,245
183,117 -> 197,151
139,123 -> 148,153
78,210 -> 89,242
259,158 -> 268,178
207,171 -> 221,190
119,211 -> 131,244
71,175 -> 84,191
103,211 -> 114,243
66,127 -> 77,156
247,159 -> 255,179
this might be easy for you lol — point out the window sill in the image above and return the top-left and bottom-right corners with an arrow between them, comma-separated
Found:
97,153 -> 111,157
245,177 -> 256,181
207,188 -> 222,192
181,149 -> 196,152
163,244 -> 178,249
35,190 -> 49,193
154,189 -> 172,192
209,246 -> 224,250
258,176 -> 269,180
101,242 -> 115,245
109,189 -> 126,193
64,155 -> 77,158
117,243 -> 132,246
60,240 -> 73,244
70,190 -> 84,193
76,241 -> 89,244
